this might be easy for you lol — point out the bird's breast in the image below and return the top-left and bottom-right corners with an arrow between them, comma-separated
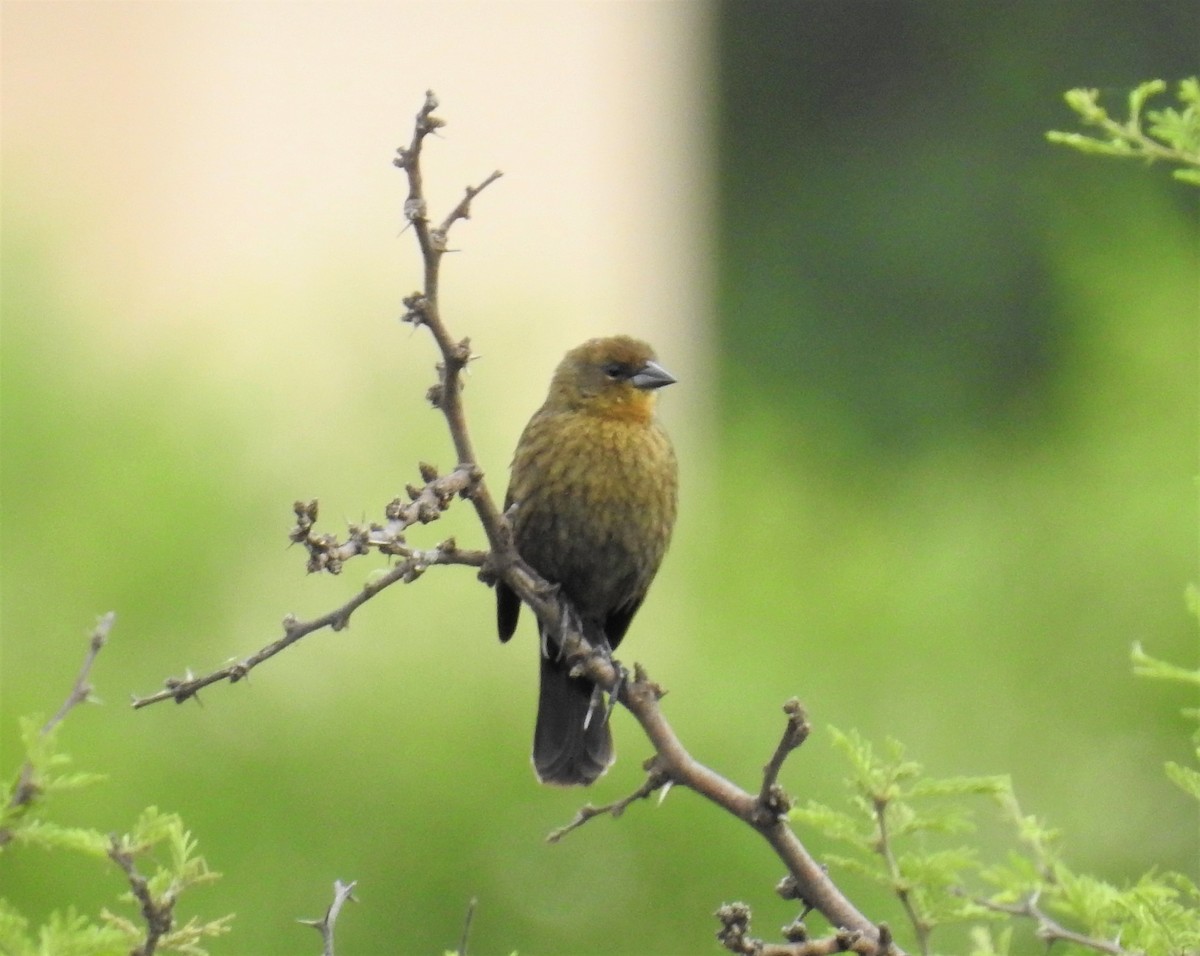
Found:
507,412 -> 677,615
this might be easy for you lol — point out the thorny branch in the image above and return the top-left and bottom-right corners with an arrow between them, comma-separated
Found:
108,835 -> 176,956
546,760 -> 673,843
129,91 -> 901,954
299,880 -> 358,956
1,612 -> 113,845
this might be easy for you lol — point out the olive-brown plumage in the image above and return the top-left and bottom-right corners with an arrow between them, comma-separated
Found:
497,336 -> 678,786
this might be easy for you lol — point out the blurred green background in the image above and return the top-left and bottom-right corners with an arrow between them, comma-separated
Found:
2,2 -> 1196,955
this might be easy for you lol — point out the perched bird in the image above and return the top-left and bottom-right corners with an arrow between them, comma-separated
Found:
497,336 -> 678,786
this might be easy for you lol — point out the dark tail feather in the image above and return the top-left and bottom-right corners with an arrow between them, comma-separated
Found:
533,653 -> 613,786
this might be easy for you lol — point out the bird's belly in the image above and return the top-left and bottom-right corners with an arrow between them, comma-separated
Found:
517,470 -> 668,614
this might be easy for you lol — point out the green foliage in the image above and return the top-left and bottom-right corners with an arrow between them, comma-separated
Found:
0,903 -> 129,956
980,788 -> 1200,956
1047,79 -> 1200,184
0,715 -> 232,956
1134,639 -> 1200,806
791,729 -> 1010,953
101,808 -> 233,955
797,650 -> 1200,956
0,718 -> 107,838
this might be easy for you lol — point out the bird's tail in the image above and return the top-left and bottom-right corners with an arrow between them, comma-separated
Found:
533,646 -> 613,787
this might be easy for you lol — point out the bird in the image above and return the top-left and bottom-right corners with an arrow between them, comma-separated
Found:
496,335 -> 678,786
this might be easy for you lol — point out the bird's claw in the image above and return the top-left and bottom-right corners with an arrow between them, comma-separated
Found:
581,658 -> 625,731
540,598 -> 579,662
603,660 -> 628,727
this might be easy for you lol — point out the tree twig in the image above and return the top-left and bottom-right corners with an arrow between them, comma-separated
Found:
596,663 -> 898,952
290,463 -> 484,574
759,698 -> 810,813
973,893 -> 1131,955
42,611 -> 113,731
392,90 -> 507,556
872,792 -> 929,953
108,834 -> 175,956
299,879 -> 358,956
130,535 -> 482,709
546,761 -> 672,843
454,896 -> 478,956
130,478 -> 486,708
1,612 -> 114,844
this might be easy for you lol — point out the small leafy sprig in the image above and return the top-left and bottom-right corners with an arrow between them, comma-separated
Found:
0,619 -> 232,956
790,729 -> 1008,954
1047,78 -> 1200,185
794,640 -> 1200,956
1133,637 -> 1200,804
976,786 -> 1200,956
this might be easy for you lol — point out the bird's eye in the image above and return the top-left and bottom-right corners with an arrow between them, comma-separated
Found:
603,362 -> 625,380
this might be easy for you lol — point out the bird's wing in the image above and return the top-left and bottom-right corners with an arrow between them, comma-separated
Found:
605,594 -> 645,651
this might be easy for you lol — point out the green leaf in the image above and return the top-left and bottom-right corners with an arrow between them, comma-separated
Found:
10,820 -> 111,857
1131,642 -> 1200,686
1128,79 -> 1168,120
1049,78 -> 1200,184
967,925 -> 1012,956
908,775 -> 1011,800
1165,760 -> 1200,800
789,800 -> 870,845
35,908 -> 129,956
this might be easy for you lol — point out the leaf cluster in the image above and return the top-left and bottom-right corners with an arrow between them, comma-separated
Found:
793,644 -> 1200,956
791,728 -> 1009,953
1133,633 -> 1200,807
0,711 -> 232,955
1047,78 -> 1200,185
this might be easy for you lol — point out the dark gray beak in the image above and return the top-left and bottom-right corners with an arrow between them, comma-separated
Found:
630,360 -> 677,391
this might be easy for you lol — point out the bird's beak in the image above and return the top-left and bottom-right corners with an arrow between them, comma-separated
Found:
630,360 -> 677,391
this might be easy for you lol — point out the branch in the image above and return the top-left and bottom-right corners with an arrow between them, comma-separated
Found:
130,91 -> 902,953
609,674 -> 899,952
108,835 -> 175,956
130,534 -> 481,708
1,612 -> 113,843
546,760 -> 672,843
454,896 -> 478,956
760,698 -> 811,810
392,90 -> 508,556
392,92 -> 899,951
42,612 -> 113,731
130,472 -> 486,708
299,879 -> 358,956
872,793 -> 929,952
974,894 -> 1132,956
129,96 -> 509,710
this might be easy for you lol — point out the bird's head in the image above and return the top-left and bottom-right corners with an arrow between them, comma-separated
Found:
547,336 -> 676,422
